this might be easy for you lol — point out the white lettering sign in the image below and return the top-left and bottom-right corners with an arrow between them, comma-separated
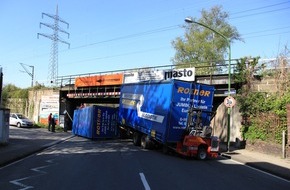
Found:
123,67 -> 195,83
164,68 -> 195,81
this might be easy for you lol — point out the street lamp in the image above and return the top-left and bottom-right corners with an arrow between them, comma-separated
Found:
185,17 -> 232,152
20,63 -> 34,87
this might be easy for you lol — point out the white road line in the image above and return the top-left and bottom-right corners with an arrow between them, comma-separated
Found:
10,176 -> 34,190
220,158 -> 290,183
9,160 -> 56,189
139,172 -> 151,190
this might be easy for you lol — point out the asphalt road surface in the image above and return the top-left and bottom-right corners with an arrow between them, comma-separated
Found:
0,136 -> 289,190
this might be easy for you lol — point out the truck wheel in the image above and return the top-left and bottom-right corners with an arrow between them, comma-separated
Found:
197,148 -> 207,160
141,135 -> 150,149
133,132 -> 141,146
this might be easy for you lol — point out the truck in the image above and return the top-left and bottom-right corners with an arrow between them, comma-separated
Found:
72,105 -> 119,139
118,79 -> 219,160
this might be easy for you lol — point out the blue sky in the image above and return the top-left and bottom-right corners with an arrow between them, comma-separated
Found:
0,0 -> 289,88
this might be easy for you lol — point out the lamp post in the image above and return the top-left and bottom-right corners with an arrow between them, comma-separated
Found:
20,63 -> 34,87
185,17 -> 232,152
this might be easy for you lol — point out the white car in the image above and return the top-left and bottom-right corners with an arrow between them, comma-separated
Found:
9,113 -> 34,128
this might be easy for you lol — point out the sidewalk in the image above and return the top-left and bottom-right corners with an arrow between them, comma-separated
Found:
0,126 -> 73,167
219,143 -> 290,181
1,126 -> 290,181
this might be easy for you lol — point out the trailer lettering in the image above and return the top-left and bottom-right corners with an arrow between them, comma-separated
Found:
96,109 -> 101,135
199,90 -> 210,96
176,102 -> 189,107
141,112 -> 157,121
177,87 -> 211,97
181,108 -> 188,113
164,68 -> 193,80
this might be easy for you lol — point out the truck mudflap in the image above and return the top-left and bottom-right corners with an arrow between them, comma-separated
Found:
175,135 -> 220,159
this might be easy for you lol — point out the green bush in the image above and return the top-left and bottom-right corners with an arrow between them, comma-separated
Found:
244,124 -> 267,142
234,56 -> 289,145
238,91 -> 289,144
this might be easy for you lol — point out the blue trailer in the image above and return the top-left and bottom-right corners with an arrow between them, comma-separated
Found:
118,80 -> 219,159
72,105 -> 119,139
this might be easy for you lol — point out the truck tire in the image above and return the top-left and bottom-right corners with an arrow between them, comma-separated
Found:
197,147 -> 207,160
141,134 -> 151,149
133,132 -> 141,146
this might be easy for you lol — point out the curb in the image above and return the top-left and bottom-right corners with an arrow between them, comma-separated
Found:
43,135 -> 75,148
220,153 -> 231,159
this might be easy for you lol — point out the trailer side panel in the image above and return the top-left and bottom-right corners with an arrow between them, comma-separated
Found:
73,105 -> 118,139
119,80 -> 215,143
119,81 -> 173,143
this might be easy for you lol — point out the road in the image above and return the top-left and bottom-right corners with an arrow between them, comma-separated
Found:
0,136 -> 289,190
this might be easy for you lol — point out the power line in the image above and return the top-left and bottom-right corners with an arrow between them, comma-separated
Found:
6,2 -> 289,68
19,23 -> 288,66
68,25 -> 179,51
64,3 -> 290,52
231,6 -> 290,20
4,25 -> 180,64
242,26 -> 290,36
62,46 -> 169,65
231,1 -> 290,15
243,30 -> 290,39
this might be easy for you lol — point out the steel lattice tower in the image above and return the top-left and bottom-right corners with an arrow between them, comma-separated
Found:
37,5 -> 70,85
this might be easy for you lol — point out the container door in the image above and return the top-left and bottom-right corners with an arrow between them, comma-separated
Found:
166,80 -> 192,142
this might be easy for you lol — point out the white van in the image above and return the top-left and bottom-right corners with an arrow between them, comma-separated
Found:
9,113 -> 34,128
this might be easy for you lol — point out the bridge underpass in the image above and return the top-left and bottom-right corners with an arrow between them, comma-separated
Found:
58,73 -> 239,130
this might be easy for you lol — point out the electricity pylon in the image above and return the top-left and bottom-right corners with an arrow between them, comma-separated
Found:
37,5 -> 70,85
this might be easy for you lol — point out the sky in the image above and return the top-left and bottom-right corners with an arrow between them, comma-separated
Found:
0,0 -> 289,88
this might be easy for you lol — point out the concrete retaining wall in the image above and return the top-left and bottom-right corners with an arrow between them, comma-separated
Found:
211,102 -> 243,145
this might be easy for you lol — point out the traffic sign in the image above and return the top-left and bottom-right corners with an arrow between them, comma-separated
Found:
224,90 -> 236,95
224,96 -> 236,108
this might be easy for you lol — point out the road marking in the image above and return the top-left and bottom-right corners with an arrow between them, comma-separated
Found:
139,172 -> 151,190
9,160 -> 56,189
10,177 -> 34,190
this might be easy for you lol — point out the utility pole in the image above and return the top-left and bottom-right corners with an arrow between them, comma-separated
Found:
19,63 -> 34,87
37,5 -> 70,85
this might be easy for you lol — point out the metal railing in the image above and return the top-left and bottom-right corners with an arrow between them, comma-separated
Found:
56,61 -> 239,88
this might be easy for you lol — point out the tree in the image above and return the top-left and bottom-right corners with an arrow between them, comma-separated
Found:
2,84 -> 20,106
172,6 -> 242,74
273,45 -> 290,96
234,56 -> 262,93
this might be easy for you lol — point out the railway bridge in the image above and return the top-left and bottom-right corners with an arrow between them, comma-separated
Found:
57,64 -> 240,132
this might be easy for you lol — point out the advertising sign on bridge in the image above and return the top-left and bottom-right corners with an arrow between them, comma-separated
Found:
123,67 -> 195,83
75,73 -> 124,87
